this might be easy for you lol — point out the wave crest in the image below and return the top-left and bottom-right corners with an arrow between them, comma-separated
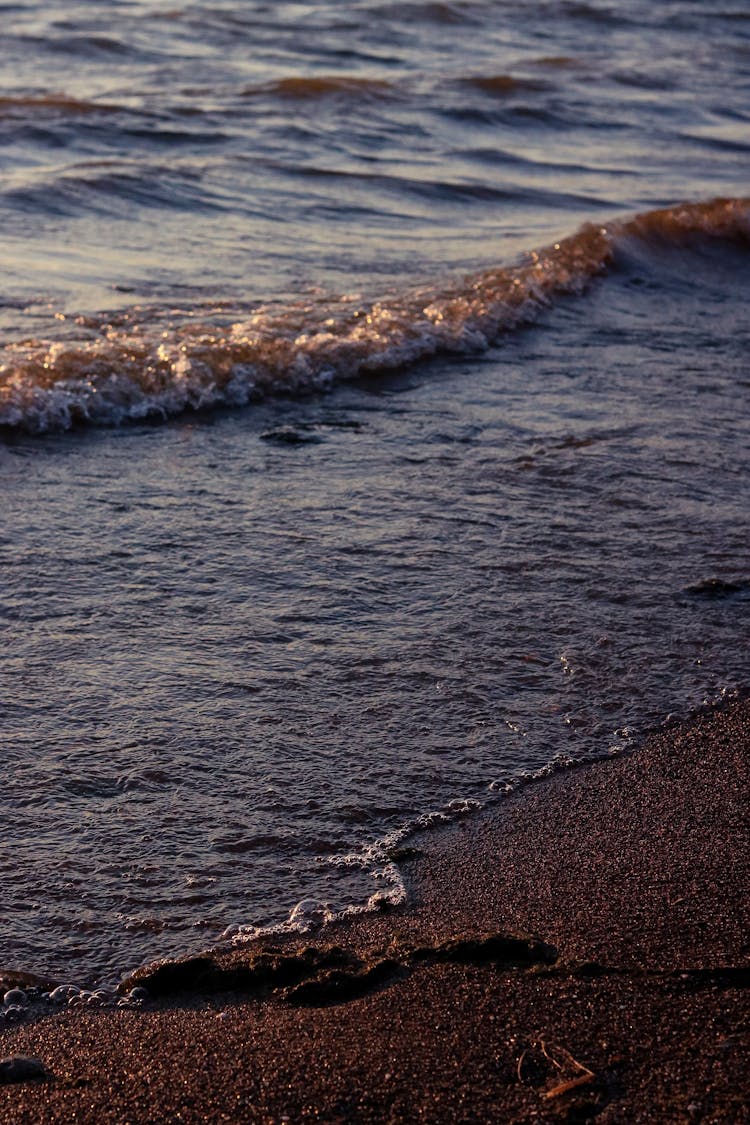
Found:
1,197 -> 747,434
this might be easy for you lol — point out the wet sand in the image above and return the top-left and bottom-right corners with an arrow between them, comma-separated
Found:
1,699 -> 748,1123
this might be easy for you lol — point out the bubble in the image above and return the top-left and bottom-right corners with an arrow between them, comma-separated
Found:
2,989 -> 28,1008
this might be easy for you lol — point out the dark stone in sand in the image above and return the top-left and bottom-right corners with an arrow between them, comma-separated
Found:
0,1057 -> 49,1085
284,958 -> 404,1006
119,956 -> 217,997
413,931 -> 559,968
122,946 -> 358,998
121,931 -> 557,1007
0,969 -> 57,993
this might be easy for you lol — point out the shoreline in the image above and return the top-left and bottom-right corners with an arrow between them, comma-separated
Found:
1,698 -> 748,1122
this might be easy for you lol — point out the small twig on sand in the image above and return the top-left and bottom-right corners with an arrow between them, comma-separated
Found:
539,1040 -> 565,1071
536,1040 -> 596,1100
543,1072 -> 596,1100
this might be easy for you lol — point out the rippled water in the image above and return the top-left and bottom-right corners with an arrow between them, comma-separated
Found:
1,1 -> 749,983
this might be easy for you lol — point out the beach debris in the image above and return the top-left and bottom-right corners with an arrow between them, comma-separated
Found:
517,1038 -> 596,1100
0,1056 -> 49,1085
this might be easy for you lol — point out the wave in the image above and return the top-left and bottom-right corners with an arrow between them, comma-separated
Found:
371,1 -> 487,25
3,163 -> 216,219
0,196 -> 748,434
269,159 -> 602,208
462,74 -> 551,96
244,75 -> 397,101
0,94 -> 122,118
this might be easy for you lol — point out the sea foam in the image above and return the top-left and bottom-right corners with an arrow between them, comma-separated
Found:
1,197 -> 747,434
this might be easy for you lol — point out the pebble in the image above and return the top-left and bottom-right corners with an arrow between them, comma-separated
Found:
0,1056 -> 48,1085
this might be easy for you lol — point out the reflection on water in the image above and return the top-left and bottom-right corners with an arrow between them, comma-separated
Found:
0,0 -> 749,982
0,0 -> 747,320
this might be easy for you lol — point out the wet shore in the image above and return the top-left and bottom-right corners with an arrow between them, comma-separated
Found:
1,699 -> 748,1123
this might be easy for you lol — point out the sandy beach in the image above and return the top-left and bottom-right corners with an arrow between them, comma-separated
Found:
2,5 -> 749,1123
1,698 -> 748,1123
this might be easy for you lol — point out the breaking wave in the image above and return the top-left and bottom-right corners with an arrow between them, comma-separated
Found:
1,196 -> 747,434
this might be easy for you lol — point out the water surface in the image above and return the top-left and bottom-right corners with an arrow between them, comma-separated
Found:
0,1 -> 748,983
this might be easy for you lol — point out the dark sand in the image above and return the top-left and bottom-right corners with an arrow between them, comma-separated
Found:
1,700 -> 748,1123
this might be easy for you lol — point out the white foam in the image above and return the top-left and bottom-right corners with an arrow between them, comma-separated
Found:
3,196 -> 748,433
225,795 -> 483,947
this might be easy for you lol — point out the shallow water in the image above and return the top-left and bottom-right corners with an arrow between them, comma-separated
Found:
0,1 -> 749,983
1,1 -> 748,329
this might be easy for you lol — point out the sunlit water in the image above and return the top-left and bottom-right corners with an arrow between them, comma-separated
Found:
1,1 -> 749,983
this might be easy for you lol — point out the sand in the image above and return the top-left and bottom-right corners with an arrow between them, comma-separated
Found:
0,699 -> 748,1123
